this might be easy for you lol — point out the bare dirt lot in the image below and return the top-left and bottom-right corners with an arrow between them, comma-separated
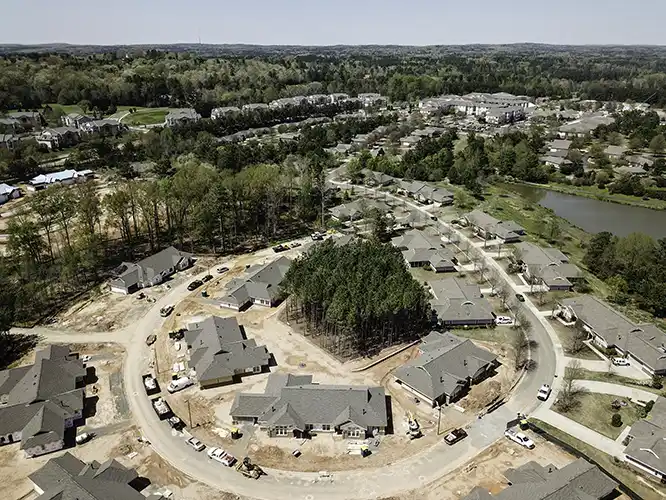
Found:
396,437 -> 577,500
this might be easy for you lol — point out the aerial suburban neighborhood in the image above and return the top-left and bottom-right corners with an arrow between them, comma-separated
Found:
4,8 -> 666,500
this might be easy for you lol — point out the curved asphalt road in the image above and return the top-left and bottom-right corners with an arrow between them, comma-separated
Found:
13,179 -> 557,499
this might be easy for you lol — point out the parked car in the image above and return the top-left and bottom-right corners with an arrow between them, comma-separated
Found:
217,266 -> 230,274
537,384 -> 552,401
142,374 -> 159,394
444,428 -> 467,445
160,305 -> 174,317
495,316 -> 513,325
273,244 -> 288,253
186,436 -> 205,452
168,329 -> 186,341
187,280 -> 203,291
168,416 -> 185,431
311,232 -> 324,241
202,274 -> 213,283
80,354 -> 92,363
167,376 -> 194,393
208,447 -> 237,466
612,357 -> 630,366
145,334 -> 157,346
291,242 -> 302,248
515,293 -> 525,302
505,429 -> 535,449
75,432 -> 94,445
430,215 -> 438,221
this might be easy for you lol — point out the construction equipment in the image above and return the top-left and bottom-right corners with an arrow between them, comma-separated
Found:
407,412 -> 422,440
236,457 -> 265,479
231,427 -> 242,440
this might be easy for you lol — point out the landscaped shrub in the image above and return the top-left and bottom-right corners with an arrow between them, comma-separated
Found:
611,413 -> 623,427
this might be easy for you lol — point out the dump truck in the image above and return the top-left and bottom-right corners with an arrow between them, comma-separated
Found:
236,457 -> 265,479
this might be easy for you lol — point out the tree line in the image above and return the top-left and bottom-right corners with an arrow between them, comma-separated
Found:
282,239 -> 431,358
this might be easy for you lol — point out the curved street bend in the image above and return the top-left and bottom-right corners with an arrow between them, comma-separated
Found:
12,178 -> 559,500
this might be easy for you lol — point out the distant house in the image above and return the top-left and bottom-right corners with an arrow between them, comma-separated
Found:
556,295 -> 666,376
109,246 -> 193,294
219,256 -> 291,311
461,210 -> 525,243
307,94 -> 329,105
0,346 -> 86,458
185,316 -> 271,389
165,108 -> 201,127
0,183 -> 20,205
8,111 -> 42,129
357,93 -> 386,107
557,115 -> 615,138
394,331 -> 498,406
604,144 -> 627,159
540,155 -> 572,169
514,242 -> 582,291
401,135 -> 421,148
61,113 -> 94,129
428,277 -> 495,327
546,139 -> 572,153
28,169 -> 93,191
624,396 -> 666,480
210,106 -> 240,120
329,199 -> 390,222
329,93 -> 350,103
463,458 -> 617,500
80,119 -> 121,136
231,373 -> 388,439
36,127 -> 80,150
613,165 -> 648,176
29,452 -> 164,500
391,229 -> 457,273
242,103 -> 269,112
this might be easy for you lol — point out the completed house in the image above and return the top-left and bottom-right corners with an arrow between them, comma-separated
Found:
219,256 -> 292,311
556,295 -> 666,376
79,119 -> 122,136
165,108 -> 201,127
28,169 -> 93,191
461,210 -> 525,243
61,113 -> 94,129
604,145 -> 628,159
464,458 -> 617,500
0,346 -> 86,458
392,229 -> 457,273
513,242 -> 582,291
0,133 -> 19,150
624,396 -> 666,481
211,106 -> 241,119
8,111 -> 42,130
109,246 -> 193,294
395,331 -> 497,406
36,127 -> 80,150
428,277 -> 495,327
186,316 -> 271,389
231,373 -> 388,439
329,199 -> 390,222
0,183 -> 20,205
29,452 -> 164,500
558,115 -> 615,138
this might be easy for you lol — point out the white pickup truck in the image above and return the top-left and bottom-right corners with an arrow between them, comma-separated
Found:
505,429 -> 535,449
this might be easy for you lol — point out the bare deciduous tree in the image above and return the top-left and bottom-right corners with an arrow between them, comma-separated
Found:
555,359 -> 586,413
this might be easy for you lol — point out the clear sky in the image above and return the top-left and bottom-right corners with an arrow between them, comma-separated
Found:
1,0 -> 664,46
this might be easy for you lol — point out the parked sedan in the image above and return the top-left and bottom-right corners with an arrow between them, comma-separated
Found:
495,316 -> 513,325
201,274 -> 213,283
186,436 -> 205,452
537,384 -> 552,401
216,266 -> 229,274
444,428 -> 468,445
187,280 -> 203,291
208,447 -> 237,466
515,293 -> 526,302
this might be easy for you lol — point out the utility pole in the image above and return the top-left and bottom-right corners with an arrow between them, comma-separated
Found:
187,399 -> 193,428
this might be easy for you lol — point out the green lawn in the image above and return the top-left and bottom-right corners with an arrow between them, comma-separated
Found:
529,418 -> 665,500
123,108 -> 170,125
548,319 -> 602,360
567,367 -> 663,395
45,103 -> 86,115
553,392 -> 643,439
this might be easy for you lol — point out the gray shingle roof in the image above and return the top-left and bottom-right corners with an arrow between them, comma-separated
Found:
395,332 -> 497,400
220,256 -> 291,306
231,374 -> 387,431
110,246 -> 192,290
463,458 -> 616,500
0,347 -> 84,453
559,295 -> 636,347
28,452 -> 151,500
391,229 -> 443,251
186,316 -> 270,384
625,396 -> 666,474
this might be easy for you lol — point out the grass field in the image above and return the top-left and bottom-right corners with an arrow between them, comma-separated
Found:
529,418 -> 665,500
46,103 -> 86,115
553,392 -> 642,439
567,367 -> 663,395
123,108 -> 169,126
451,326 -> 516,345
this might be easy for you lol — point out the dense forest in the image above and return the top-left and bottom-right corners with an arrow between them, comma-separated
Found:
281,239 -> 431,357
4,45 -> 666,112
584,232 -> 666,316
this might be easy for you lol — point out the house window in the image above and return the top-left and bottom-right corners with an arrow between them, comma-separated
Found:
322,425 -> 331,431
348,429 -> 362,438
274,426 -> 289,436
253,366 -> 262,373
305,424 -> 313,431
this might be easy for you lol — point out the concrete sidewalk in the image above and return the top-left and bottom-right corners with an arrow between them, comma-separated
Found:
576,380 -> 658,402
531,407 -> 625,457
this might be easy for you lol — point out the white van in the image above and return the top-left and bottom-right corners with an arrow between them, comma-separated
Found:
167,376 -> 194,393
